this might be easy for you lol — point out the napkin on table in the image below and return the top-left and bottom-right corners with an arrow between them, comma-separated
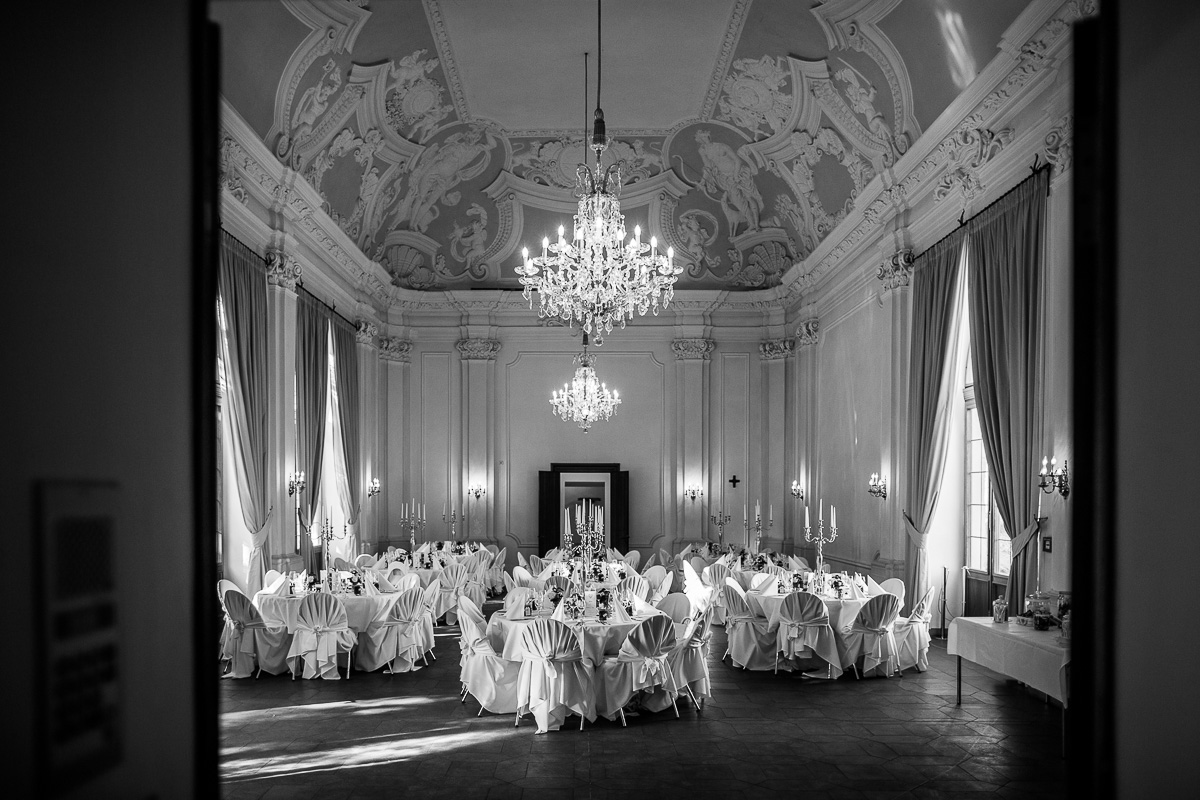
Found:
866,576 -> 886,596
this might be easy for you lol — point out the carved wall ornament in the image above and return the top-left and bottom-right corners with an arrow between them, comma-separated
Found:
1044,114 -> 1073,176
876,248 -> 915,291
511,137 -> 661,189
759,338 -> 795,360
264,250 -> 303,290
933,126 -> 1014,203
447,203 -> 490,278
676,129 -> 764,236
727,240 -> 793,288
379,243 -> 440,290
796,319 -> 820,347
678,208 -> 722,278
378,337 -> 413,363
355,319 -> 379,345
384,50 -> 453,143
717,55 -> 792,138
456,338 -> 502,360
671,339 -> 716,361
388,125 -> 498,233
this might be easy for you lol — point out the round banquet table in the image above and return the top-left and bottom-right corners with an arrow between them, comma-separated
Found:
486,609 -> 685,668
745,590 -> 869,631
256,592 -> 401,634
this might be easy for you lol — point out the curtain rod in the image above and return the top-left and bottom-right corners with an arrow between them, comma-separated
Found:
220,228 -> 355,329
916,158 -> 1052,261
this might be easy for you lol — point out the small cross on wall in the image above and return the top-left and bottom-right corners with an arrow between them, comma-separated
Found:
728,475 -> 740,488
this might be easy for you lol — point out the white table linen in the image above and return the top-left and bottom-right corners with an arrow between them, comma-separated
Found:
949,617 -> 1070,705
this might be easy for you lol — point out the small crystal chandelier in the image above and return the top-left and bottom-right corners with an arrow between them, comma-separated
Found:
516,0 -> 681,345
550,334 -> 620,432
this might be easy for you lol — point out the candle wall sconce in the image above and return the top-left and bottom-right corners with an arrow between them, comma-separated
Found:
867,473 -> 888,499
287,471 -> 306,497
468,483 -> 487,500
790,480 -> 804,501
684,484 -> 703,501
367,478 -> 381,499
1038,457 -> 1070,498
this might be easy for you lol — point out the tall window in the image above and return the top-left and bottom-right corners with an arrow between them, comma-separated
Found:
964,364 -> 1010,577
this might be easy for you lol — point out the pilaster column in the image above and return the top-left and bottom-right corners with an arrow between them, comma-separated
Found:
264,249 -> 300,572
878,249 -> 914,577
795,318 -> 820,564
356,319 -> 380,553
672,338 -> 713,545
457,338 -> 501,542
379,337 -> 412,549
759,338 -> 793,551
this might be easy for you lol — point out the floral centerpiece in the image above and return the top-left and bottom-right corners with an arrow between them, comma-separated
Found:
828,572 -> 846,599
523,593 -> 540,617
792,571 -> 806,593
588,561 -> 608,583
595,587 -> 614,623
451,541 -> 467,555
619,592 -> 635,616
751,553 -> 770,572
434,541 -> 445,551
417,551 -> 436,570
613,564 -> 629,581
546,585 -> 565,607
562,591 -> 586,620
391,549 -> 411,565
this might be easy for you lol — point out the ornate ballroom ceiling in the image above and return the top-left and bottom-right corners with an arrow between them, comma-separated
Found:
212,0 -> 1034,293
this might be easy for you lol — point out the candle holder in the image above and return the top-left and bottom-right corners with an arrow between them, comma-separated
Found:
443,507 -> 458,540
398,505 -> 425,555
367,478 -> 381,499
867,473 -> 888,499
752,514 -> 774,555
564,507 -> 605,593
804,518 -> 838,575
1038,457 -> 1070,498
319,517 -> 348,593
684,484 -> 703,501
287,471 -> 306,553
709,511 -> 732,547
468,483 -> 487,500
790,480 -> 804,500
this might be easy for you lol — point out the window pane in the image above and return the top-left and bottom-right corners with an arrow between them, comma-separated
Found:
994,535 -> 1012,576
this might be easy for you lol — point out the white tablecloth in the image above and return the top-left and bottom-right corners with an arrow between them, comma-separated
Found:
949,617 -> 1071,706
746,591 -> 867,631
487,610 -> 683,668
257,593 -> 400,634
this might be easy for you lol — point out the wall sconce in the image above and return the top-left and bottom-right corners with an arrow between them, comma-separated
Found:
684,484 -> 703,501
1038,457 -> 1070,498
790,480 -> 804,500
867,473 -> 888,499
468,483 -> 487,500
287,471 -> 306,497
367,478 -> 381,499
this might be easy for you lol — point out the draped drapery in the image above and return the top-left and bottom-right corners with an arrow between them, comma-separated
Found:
904,228 -> 968,610
217,232 -> 271,593
295,291 -> 329,576
965,169 -> 1050,610
330,315 -> 361,554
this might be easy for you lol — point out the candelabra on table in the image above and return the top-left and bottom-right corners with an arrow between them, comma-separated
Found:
709,511 -> 731,548
804,516 -> 838,580
443,507 -> 458,541
564,506 -> 606,592
752,511 -> 774,555
398,503 -> 426,556
319,517 -> 348,593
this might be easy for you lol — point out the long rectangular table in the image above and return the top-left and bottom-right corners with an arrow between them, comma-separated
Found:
948,616 -> 1071,706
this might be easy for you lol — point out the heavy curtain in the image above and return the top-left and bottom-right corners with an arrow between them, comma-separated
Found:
217,232 -> 271,593
965,169 -> 1050,610
904,228 -> 968,611
295,291 -> 329,576
330,315 -> 361,553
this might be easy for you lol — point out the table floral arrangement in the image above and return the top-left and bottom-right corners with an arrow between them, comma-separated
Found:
828,572 -> 847,599
778,571 -> 807,595
434,541 -> 446,551
613,564 -> 629,581
545,585 -> 565,607
390,549 -> 411,565
417,551 -> 436,570
588,561 -> 608,583
562,591 -> 586,620
618,592 -> 635,616
698,542 -> 725,559
595,587 -> 614,623
751,553 -> 770,572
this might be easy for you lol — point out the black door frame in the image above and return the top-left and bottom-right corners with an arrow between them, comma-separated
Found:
538,463 -> 629,556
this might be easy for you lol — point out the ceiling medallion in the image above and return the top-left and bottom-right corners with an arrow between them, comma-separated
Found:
550,334 -> 620,433
516,0 -> 682,345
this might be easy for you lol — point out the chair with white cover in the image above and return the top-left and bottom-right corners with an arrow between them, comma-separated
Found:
620,549 -> 641,570
703,563 -> 731,625
333,557 -> 353,571
721,579 -> 776,670
437,563 -> 470,625
544,574 -> 573,595
689,556 -> 708,575
880,578 -> 907,612
641,553 -> 658,570
288,593 -> 356,680
502,571 -> 517,595
354,554 -> 376,569
839,593 -> 902,678
263,569 -> 283,588
681,560 -> 718,621
504,587 -> 535,615
486,548 -> 507,594
220,590 -> 291,678
649,571 -> 675,606
596,615 -> 680,724
457,596 -> 520,714
894,585 -> 937,673
356,587 -> 430,673
517,551 -> 528,568
514,618 -> 596,733
527,554 -> 546,576
642,564 -> 666,591
217,579 -> 244,660
462,564 -> 488,611
656,594 -> 692,624
668,606 -> 713,710
774,592 -> 842,678
393,571 -> 421,594
419,579 -> 441,663
617,574 -> 650,603
512,565 -> 544,591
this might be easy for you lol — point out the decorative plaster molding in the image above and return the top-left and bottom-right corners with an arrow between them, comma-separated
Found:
1044,113 -> 1073,176
378,337 -> 413,363
933,126 -> 1015,203
671,339 -> 715,360
758,338 -> 794,360
355,319 -> 379,345
456,338 -> 501,360
795,319 -> 820,347
876,248 -> 915,291
699,0 -> 755,123
264,249 -> 303,290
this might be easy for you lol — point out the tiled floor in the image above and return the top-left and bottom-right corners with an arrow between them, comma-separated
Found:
220,604 -> 1066,799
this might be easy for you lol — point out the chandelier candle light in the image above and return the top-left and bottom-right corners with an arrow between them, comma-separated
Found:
550,333 -> 620,432
515,1 -> 682,343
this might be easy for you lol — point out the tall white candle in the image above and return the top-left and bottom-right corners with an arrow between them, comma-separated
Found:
819,500 -> 823,522
832,506 -> 836,527
805,505 -> 810,527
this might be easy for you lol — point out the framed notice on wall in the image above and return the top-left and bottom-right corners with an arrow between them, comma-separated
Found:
34,480 -> 122,796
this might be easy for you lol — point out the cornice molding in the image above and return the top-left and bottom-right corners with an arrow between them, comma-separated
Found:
265,249 -> 303,291
1044,113 -> 1073,176
456,338 -> 501,360
758,338 -> 795,360
379,337 -> 413,363
355,319 -> 379,345
876,248 -> 915,292
795,319 -> 820,347
671,339 -> 716,361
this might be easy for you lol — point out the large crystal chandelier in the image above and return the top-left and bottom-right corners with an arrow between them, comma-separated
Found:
550,334 -> 620,433
516,0 -> 682,345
